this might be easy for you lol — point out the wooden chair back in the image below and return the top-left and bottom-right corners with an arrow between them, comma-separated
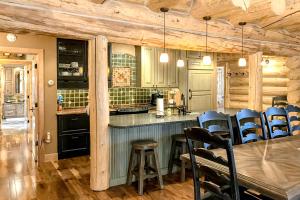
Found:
264,107 -> 291,139
197,111 -> 234,146
185,127 -> 240,200
236,109 -> 267,143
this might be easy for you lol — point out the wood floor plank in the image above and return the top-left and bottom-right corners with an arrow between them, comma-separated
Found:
0,125 -> 195,200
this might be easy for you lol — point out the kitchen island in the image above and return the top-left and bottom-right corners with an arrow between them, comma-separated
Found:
108,108 -> 240,186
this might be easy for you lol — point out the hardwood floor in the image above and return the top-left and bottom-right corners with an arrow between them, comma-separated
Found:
0,125 -> 194,200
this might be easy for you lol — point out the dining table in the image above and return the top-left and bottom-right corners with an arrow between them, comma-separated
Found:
181,135 -> 300,200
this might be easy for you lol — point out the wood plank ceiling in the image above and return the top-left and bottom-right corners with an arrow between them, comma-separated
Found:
0,0 -> 299,56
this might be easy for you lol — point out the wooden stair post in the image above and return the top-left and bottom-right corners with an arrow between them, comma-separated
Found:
89,35 -> 109,191
248,52 -> 263,111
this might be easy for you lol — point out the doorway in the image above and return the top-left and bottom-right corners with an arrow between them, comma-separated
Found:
1,62 -> 28,136
216,66 -> 225,109
0,47 -> 44,164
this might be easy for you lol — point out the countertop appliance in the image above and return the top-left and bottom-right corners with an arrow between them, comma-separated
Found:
110,106 -> 149,115
151,91 -> 163,106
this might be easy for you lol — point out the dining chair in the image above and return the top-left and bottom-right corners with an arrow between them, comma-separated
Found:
197,111 -> 235,147
286,104 -> 300,135
185,127 -> 239,200
272,96 -> 288,108
264,107 -> 291,139
236,109 -> 267,144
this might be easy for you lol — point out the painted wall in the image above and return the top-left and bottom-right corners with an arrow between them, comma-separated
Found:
0,32 -> 57,155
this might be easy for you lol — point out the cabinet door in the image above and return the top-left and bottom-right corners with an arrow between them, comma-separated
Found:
155,48 -> 168,87
16,104 -> 24,116
141,47 -> 155,87
188,70 -> 214,111
5,82 -> 13,95
167,49 -> 179,87
5,69 -> 13,81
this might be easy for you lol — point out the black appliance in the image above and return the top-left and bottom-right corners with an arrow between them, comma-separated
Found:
151,92 -> 163,106
116,106 -> 149,115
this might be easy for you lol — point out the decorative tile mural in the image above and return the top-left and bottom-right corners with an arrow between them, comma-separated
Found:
111,53 -> 136,86
112,67 -> 131,87
109,87 -> 170,106
57,89 -> 88,108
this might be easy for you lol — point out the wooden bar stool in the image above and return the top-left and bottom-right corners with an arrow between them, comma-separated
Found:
127,140 -> 163,195
168,134 -> 187,182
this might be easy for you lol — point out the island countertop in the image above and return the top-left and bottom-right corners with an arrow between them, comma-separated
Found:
109,108 -> 240,128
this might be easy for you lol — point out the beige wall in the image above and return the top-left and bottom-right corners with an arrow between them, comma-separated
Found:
112,43 -> 135,55
0,32 -> 57,154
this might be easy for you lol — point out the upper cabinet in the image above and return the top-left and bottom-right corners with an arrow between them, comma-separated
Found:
57,38 -> 88,89
141,47 -> 179,88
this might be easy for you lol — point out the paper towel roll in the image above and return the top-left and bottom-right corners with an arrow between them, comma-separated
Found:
156,98 -> 164,116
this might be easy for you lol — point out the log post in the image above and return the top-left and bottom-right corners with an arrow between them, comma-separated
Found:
287,56 -> 300,106
89,36 -> 109,191
248,52 -> 263,111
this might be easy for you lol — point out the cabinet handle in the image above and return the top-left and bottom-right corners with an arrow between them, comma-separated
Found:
72,136 -> 79,139
71,118 -> 79,121
189,89 -> 193,100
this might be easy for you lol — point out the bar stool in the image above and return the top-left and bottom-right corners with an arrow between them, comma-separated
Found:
168,134 -> 187,182
127,140 -> 163,195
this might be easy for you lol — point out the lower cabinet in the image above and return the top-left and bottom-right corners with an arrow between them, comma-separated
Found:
57,113 -> 90,159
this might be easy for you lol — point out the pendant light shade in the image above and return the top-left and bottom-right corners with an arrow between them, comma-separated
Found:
160,53 -> 169,63
238,58 -> 247,67
203,16 -> 212,66
160,8 -> 169,63
238,22 -> 247,67
176,59 -> 184,68
6,33 -> 17,42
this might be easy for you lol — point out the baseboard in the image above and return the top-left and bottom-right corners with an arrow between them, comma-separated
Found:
44,153 -> 58,162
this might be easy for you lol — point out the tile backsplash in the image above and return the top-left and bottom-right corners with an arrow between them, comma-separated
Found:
109,87 -> 170,106
111,53 -> 136,86
57,89 -> 88,108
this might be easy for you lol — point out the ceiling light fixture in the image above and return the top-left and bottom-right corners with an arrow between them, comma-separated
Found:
203,16 -> 212,66
176,59 -> 184,68
6,33 -> 17,42
238,22 -> 247,67
160,8 -> 169,63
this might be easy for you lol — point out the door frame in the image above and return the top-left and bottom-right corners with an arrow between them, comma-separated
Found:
0,46 -> 44,164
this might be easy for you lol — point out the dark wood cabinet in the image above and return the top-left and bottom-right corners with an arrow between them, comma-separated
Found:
57,114 -> 90,159
57,38 -> 88,89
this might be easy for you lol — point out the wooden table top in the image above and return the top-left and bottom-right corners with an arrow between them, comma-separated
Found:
181,135 -> 300,200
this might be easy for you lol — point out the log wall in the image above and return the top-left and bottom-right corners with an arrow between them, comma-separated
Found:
218,53 -> 249,109
287,56 -> 300,106
262,56 -> 288,110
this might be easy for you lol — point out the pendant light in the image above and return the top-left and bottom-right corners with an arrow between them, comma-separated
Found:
238,22 -> 247,67
160,7 -> 169,63
177,59 -> 184,68
203,16 -> 212,66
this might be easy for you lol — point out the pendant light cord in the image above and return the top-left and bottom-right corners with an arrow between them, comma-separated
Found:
206,19 -> 208,54
242,25 -> 244,58
163,11 -> 166,52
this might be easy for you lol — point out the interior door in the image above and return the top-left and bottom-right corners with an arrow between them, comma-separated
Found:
28,62 -> 38,162
188,70 -> 214,111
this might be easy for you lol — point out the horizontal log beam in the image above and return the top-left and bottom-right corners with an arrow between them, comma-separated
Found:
0,0 -> 299,55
